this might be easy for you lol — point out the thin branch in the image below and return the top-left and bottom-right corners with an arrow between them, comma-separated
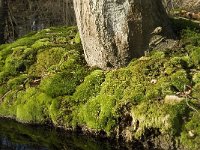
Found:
0,90 -> 12,103
183,85 -> 199,113
185,96 -> 199,113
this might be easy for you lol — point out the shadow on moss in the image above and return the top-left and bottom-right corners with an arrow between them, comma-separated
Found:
0,26 -> 200,149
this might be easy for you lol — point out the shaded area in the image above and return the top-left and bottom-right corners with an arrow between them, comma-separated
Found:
0,118 -> 143,150
0,0 -> 75,43
0,0 -> 7,44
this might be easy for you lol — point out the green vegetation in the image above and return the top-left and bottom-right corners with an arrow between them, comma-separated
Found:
0,26 -> 200,149
181,112 -> 200,150
0,26 -> 88,123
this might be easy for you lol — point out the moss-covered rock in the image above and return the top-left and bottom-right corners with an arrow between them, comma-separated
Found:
0,26 -> 89,122
131,101 -> 189,138
73,70 -> 105,103
0,26 -> 200,149
16,88 -> 53,123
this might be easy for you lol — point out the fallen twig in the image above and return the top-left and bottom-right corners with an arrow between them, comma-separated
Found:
0,90 -> 12,103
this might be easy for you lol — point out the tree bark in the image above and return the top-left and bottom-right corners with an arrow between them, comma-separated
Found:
0,0 -> 76,43
74,0 -> 175,69
0,0 -> 7,44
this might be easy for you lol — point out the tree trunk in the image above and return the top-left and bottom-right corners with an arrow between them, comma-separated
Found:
0,0 -> 6,44
0,0 -> 76,43
74,0 -> 175,69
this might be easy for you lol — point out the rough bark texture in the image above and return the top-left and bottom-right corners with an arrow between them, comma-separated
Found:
163,0 -> 200,12
74,0 -> 174,69
182,0 -> 200,10
0,0 -> 6,44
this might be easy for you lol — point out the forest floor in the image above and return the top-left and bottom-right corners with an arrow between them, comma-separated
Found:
0,19 -> 200,149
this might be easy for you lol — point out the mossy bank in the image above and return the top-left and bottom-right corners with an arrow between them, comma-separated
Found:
0,26 -> 200,149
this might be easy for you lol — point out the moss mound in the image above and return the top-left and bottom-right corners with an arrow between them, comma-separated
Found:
0,27 -> 200,149
0,26 -> 88,123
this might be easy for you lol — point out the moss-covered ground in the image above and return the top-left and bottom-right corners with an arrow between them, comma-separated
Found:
0,26 -> 200,149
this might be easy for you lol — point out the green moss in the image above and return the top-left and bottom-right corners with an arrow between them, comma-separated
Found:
164,57 -> 189,70
78,97 -> 101,129
0,71 -> 8,83
39,67 -> 87,97
190,47 -> 200,67
37,45 -> 88,98
192,83 -> 200,99
192,72 -> 200,83
145,77 -> 172,100
0,90 -> 19,117
0,26 -> 87,124
73,70 -> 105,103
131,101 -> 189,138
58,49 -> 85,70
97,95 -> 117,133
1,26 -> 200,148
49,98 -> 62,125
1,47 -> 36,81
77,95 -> 116,134
181,29 -> 200,46
170,70 -> 190,91
16,88 -> 53,123
31,38 -> 51,49
181,112 -> 200,150
28,47 -> 66,76
0,84 -> 8,97
4,54 -> 26,75
7,74 -> 28,90
49,96 -> 77,127
74,32 -> 81,44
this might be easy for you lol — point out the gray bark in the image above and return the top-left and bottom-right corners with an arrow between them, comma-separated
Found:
74,0 -> 174,69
